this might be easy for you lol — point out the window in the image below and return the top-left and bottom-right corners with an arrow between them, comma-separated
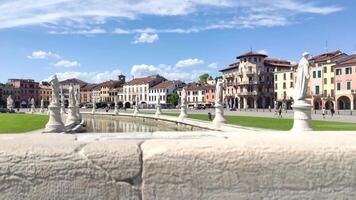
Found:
336,69 -> 342,75
275,75 -> 277,81
283,83 -> 286,89
347,81 -> 351,90
337,82 -> 341,90
331,77 -> 334,83
290,73 -> 293,79
283,73 -> 286,80
324,67 -> 327,73
324,90 -> 327,96
346,67 -> 352,74
315,85 -> 320,95
290,82 -> 293,87
275,84 -> 278,89
313,71 -> 316,78
324,78 -> 327,84
317,71 -> 321,78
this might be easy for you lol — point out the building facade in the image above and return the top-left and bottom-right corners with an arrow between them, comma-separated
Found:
7,79 -> 40,107
120,75 -> 166,108
38,84 -> 52,107
309,51 -> 350,110
148,80 -> 184,107
334,56 -> 356,110
220,51 -> 293,109
274,68 -> 296,109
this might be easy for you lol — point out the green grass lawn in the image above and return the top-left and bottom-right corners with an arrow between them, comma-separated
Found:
0,113 -> 49,133
164,113 -> 356,131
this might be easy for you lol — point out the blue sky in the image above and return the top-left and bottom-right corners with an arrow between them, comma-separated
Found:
0,0 -> 355,83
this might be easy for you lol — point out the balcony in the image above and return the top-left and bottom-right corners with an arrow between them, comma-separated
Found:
238,91 -> 258,96
246,71 -> 256,76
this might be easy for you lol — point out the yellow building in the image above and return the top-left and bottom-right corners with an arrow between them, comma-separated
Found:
309,51 -> 349,109
273,68 -> 296,109
38,84 -> 52,107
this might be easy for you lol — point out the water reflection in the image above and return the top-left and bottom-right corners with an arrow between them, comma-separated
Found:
84,115 -> 198,133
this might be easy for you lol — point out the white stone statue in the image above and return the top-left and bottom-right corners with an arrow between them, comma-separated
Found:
178,88 -> 188,121
43,75 -> 65,133
213,79 -> 226,128
291,52 -> 313,132
155,94 -> 162,117
66,84 -> 80,128
40,99 -> 44,113
215,79 -> 224,105
6,95 -> 14,110
49,75 -> 60,106
92,97 -> 96,114
293,52 -> 310,101
60,86 -> 65,114
74,88 -> 82,120
133,95 -> 140,116
114,95 -> 119,115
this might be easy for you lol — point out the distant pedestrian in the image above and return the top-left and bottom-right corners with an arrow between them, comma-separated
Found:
268,105 -> 271,112
208,112 -> 212,121
322,107 -> 326,118
278,106 -> 282,118
330,107 -> 335,117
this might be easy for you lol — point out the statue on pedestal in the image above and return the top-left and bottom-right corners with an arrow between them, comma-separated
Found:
65,84 -> 80,128
40,99 -> 44,113
213,79 -> 226,127
178,88 -> 188,121
43,75 -> 65,133
30,98 -> 35,113
291,52 -> 313,132
114,95 -> 119,115
133,95 -> 140,116
6,95 -> 14,110
92,97 -> 96,114
155,94 -> 162,118
74,88 -> 82,121
60,86 -> 66,114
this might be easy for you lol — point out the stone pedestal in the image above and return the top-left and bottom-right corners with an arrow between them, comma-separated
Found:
43,105 -> 65,133
213,104 -> 226,128
66,106 -> 80,128
30,106 -> 35,114
291,100 -> 313,132
76,105 -> 82,121
178,104 -> 188,121
155,104 -> 162,118
133,105 -> 139,116
114,107 -> 119,115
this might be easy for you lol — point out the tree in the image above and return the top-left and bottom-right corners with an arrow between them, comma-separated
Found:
167,93 -> 180,106
199,73 -> 210,84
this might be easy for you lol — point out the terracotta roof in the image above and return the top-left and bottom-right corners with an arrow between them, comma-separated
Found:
237,51 -> 267,59
151,80 -> 181,89
60,78 -> 87,87
125,75 -> 165,85
219,62 -> 239,72
92,80 -> 123,90
81,83 -> 98,91
310,50 -> 343,63
335,57 -> 356,67
264,57 -> 295,68
184,84 -> 215,91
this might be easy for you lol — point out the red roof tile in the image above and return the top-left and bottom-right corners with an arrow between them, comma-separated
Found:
237,51 -> 267,59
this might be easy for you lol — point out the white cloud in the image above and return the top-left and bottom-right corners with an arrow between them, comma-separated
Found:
49,28 -> 106,35
258,49 -> 268,55
207,62 -> 218,69
176,58 -> 204,68
133,33 -> 159,44
54,60 -> 81,68
131,61 -> 209,82
0,0 -> 342,32
27,50 -> 60,59
53,69 -> 122,83
131,64 -> 160,77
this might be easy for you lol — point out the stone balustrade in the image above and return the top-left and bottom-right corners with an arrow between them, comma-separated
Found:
1,131 -> 356,199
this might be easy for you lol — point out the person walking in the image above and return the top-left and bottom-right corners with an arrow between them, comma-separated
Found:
278,106 -> 282,118
208,112 -> 212,121
322,107 -> 326,119
330,107 -> 335,117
